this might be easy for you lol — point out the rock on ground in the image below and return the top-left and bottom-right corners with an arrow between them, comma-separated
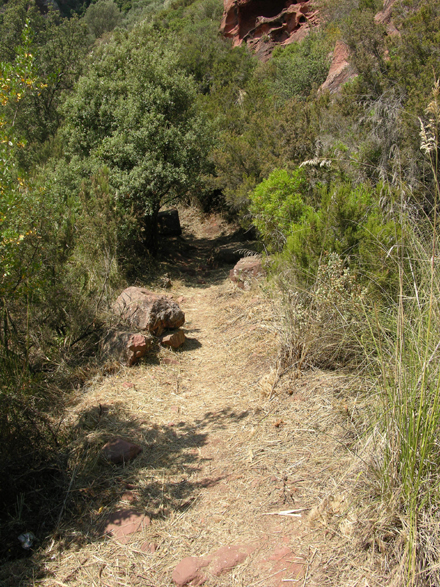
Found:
160,330 -> 186,349
172,556 -> 211,587
172,544 -> 254,586
229,257 -> 265,290
101,438 -> 142,465
101,509 -> 150,544
101,330 -> 154,366
113,287 -> 185,336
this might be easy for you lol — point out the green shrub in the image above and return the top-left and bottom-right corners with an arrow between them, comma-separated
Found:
284,181 -> 401,295
271,31 -> 331,101
249,168 -> 310,251
85,0 -> 122,38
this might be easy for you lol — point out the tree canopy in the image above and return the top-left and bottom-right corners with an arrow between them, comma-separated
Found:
62,25 -> 210,252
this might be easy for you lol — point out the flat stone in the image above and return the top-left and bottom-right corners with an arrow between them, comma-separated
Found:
172,556 -> 210,586
101,509 -> 150,544
102,438 -> 142,465
210,544 -> 254,576
162,357 -> 179,365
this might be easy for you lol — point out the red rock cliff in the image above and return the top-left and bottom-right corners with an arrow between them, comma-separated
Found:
221,0 -> 319,59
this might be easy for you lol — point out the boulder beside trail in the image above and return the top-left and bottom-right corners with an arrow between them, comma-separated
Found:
101,330 -> 154,366
102,438 -> 142,465
209,242 -> 260,268
113,287 -> 185,336
229,257 -> 265,290
160,330 -> 186,349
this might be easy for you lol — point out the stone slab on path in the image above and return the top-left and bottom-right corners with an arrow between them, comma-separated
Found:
172,544 -> 255,586
101,509 -> 150,544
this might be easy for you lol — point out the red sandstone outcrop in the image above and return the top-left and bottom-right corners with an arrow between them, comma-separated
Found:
221,0 -> 319,59
375,0 -> 399,35
319,40 -> 357,94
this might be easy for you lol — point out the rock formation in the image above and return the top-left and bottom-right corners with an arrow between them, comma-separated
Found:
319,40 -> 357,94
374,0 -> 399,35
230,256 -> 265,290
113,287 -> 185,336
221,0 -> 319,59
101,330 -> 154,366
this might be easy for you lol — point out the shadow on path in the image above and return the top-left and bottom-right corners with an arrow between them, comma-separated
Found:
1,402 -> 252,586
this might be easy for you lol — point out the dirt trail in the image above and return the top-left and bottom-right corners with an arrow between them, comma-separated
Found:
12,213 -> 368,587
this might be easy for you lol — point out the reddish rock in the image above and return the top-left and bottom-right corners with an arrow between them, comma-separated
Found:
102,438 -> 142,465
172,545 -> 254,585
319,40 -> 357,94
162,356 -> 179,365
101,509 -> 150,544
221,0 -> 319,59
160,330 -> 186,349
210,544 -> 254,576
229,257 -> 265,290
172,557 -> 210,586
101,330 -> 154,366
113,287 -> 185,336
375,0 -> 399,35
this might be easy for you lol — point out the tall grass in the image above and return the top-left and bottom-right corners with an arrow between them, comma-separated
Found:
369,83 -> 440,585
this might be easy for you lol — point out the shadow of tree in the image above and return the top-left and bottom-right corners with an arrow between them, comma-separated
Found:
0,403 -> 252,585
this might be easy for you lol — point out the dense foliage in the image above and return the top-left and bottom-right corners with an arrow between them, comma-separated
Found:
2,0 -> 440,581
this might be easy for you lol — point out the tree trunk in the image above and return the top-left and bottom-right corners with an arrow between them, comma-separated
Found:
142,209 -> 159,256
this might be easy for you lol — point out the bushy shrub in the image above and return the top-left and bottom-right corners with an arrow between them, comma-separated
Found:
272,31 -> 331,101
85,0 -> 122,38
275,252 -> 368,370
284,180 -> 400,296
249,168 -> 310,251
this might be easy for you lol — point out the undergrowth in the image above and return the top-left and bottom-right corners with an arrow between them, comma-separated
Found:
366,83 -> 440,586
